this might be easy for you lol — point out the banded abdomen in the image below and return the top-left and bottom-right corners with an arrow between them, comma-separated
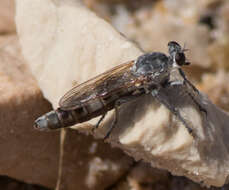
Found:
34,85 -> 143,131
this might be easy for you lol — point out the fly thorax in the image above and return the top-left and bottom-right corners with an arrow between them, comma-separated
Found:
133,52 -> 170,84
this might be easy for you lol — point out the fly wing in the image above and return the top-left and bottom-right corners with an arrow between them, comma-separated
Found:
59,60 -> 135,110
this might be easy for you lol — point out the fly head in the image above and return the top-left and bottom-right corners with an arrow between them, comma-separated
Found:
168,41 -> 190,67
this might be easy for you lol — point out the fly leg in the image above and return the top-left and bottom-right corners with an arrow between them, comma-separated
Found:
92,112 -> 107,134
173,69 -> 207,115
151,89 -> 193,135
104,106 -> 119,140
186,90 -> 207,115
178,68 -> 200,94
104,95 -> 140,140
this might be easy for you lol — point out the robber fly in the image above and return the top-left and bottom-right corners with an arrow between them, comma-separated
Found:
34,41 -> 205,139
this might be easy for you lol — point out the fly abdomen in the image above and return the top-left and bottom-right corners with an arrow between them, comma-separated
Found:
34,108 -> 77,130
34,93 -> 126,131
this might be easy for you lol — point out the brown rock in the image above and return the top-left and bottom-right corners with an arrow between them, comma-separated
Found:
0,0 -> 16,34
57,129 -> 133,190
0,35 -> 60,188
129,163 -> 169,186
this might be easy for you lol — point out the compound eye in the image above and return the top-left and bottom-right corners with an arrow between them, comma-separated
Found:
175,53 -> 180,61
175,52 -> 186,66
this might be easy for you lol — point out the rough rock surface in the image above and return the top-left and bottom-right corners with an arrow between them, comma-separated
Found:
0,35 -> 60,188
16,0 -> 229,187
57,129 -> 133,190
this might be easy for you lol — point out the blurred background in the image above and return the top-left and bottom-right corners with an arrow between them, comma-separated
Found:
1,0 -> 229,189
